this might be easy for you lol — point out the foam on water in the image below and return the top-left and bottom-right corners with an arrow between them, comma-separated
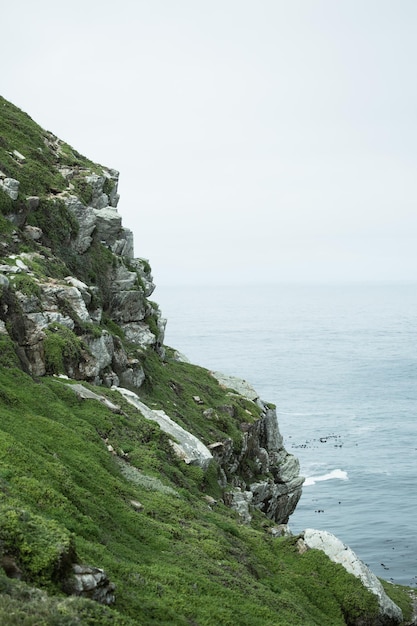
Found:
304,469 -> 349,486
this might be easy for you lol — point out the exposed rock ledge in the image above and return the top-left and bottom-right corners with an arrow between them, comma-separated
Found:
114,386 -> 214,469
210,372 -> 304,524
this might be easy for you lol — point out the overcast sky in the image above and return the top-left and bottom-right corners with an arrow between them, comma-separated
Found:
2,0 -> 417,286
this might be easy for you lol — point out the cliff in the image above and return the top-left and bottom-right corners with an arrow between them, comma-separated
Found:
0,96 -> 413,625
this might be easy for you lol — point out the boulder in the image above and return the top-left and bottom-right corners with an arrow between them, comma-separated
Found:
121,321 -> 155,346
65,196 -> 97,253
302,529 -> 403,625
1,177 -> 19,200
41,284 -> 92,324
67,564 -> 116,605
211,372 -> 259,401
93,206 -> 122,246
85,174 -> 109,210
111,228 -> 134,259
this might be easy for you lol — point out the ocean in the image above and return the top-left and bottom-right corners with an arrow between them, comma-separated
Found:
156,282 -> 417,587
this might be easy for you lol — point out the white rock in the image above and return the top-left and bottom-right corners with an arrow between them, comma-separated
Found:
115,387 -> 213,469
1,177 -> 19,200
303,529 -> 403,624
15,258 -> 28,270
12,150 -> 25,162
211,372 -> 259,401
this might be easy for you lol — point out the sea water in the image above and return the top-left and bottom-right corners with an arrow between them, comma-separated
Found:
156,282 -> 417,587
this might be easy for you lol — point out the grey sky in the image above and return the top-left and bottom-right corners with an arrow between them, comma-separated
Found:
2,0 -> 417,285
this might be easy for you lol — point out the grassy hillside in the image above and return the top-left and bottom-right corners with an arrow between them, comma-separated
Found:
0,355 -> 411,626
0,96 -> 414,625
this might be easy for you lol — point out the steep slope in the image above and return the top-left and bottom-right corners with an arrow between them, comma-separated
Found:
0,96 -> 414,625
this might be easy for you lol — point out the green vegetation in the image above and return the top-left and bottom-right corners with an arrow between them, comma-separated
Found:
10,273 -> 41,298
0,366 -> 411,625
0,334 -> 19,368
0,94 -> 414,625
0,98 -> 65,199
44,324 -> 84,374
26,198 -> 79,259
0,96 -> 103,207
139,348 -> 261,449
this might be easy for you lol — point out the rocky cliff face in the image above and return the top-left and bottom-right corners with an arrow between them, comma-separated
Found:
0,97 -> 302,527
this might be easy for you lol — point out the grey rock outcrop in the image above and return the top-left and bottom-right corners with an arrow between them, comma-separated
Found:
301,529 -> 403,625
209,373 -> 304,525
67,564 -> 116,605
0,167 -> 164,384
115,387 -> 214,469
0,177 -> 20,200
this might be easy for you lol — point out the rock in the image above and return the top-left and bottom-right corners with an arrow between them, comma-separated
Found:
111,292 -> 148,324
1,555 -> 22,579
119,365 -> 145,390
211,372 -> 259,401
208,391 -> 304,525
66,383 -> 122,413
24,225 -> 43,240
111,228 -> 134,259
228,488 -> 253,524
26,196 -> 40,211
115,387 -> 213,469
85,174 -> 109,209
12,150 -> 25,163
65,196 -> 97,253
129,258 -> 156,297
93,206 -> 122,245
121,321 -> 155,347
68,564 -> 116,605
42,284 -> 92,324
81,333 -> 114,377
302,529 -> 403,625
1,177 -> 19,200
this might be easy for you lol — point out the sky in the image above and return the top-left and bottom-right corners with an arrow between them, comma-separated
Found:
2,0 -> 417,286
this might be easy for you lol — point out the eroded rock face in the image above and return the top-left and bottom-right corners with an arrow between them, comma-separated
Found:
209,373 -> 304,525
214,404 -> 303,524
0,170 -> 163,385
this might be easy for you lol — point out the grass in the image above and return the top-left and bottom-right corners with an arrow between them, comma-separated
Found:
0,364 -> 413,625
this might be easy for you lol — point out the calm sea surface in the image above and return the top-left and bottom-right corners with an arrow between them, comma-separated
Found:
156,282 -> 417,587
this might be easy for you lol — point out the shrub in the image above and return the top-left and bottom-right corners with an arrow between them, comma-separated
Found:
0,335 -> 19,368
44,324 -> 83,375
0,505 -> 75,588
